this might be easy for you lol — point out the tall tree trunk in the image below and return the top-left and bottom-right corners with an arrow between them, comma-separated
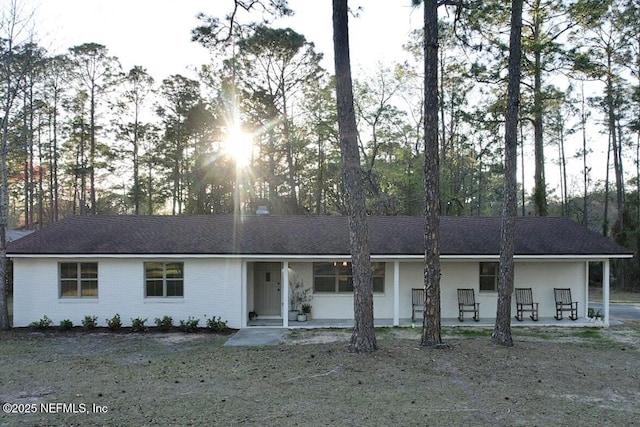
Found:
80,120 -> 87,215
614,113 -> 625,234
606,52 -> 624,242
282,93 -> 299,213
615,115 -> 626,289
581,81 -> 588,227
0,2 -> 19,329
636,128 -> 639,227
316,137 -> 324,215
332,0 -> 376,354
37,111 -> 44,228
133,106 -> 140,215
532,47 -> 547,216
147,160 -> 153,215
559,122 -> 568,216
531,0 -> 546,216
23,89 -> 30,228
421,0 -> 442,347
603,134 -> 611,237
28,89 -> 34,227
492,0 -> 524,347
520,121 -> 526,216
90,86 -> 96,215
0,75 -> 11,331
51,89 -> 60,222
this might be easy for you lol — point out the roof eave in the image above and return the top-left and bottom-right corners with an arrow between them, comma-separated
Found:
8,252 -> 633,260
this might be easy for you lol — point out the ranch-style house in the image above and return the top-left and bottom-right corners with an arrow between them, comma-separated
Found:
7,215 -> 633,329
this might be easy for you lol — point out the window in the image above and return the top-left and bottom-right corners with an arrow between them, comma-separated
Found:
60,262 -> 98,298
479,262 -> 499,292
313,262 -> 385,293
145,262 -> 184,297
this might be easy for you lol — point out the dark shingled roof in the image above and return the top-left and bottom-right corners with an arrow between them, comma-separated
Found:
6,215 -> 633,257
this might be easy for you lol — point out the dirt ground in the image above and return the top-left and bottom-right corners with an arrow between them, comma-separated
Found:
0,323 -> 639,427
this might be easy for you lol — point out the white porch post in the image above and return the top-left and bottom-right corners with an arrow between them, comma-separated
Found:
393,261 -> 400,326
241,260 -> 247,328
282,261 -> 289,328
584,261 -> 589,319
603,259 -> 610,327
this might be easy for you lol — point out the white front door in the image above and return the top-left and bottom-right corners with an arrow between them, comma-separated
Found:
254,263 -> 282,316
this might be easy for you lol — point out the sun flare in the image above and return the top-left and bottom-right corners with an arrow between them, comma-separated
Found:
224,128 -> 253,167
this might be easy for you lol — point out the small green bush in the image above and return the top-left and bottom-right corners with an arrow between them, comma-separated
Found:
106,314 -> 122,331
205,316 -> 229,333
179,316 -> 200,333
155,315 -> 173,331
82,315 -> 98,329
130,317 -> 148,332
59,319 -> 73,330
30,315 -> 52,329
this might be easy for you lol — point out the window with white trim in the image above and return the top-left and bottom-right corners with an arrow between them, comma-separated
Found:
313,262 -> 385,293
59,262 -> 98,298
145,262 -> 184,297
479,262 -> 499,292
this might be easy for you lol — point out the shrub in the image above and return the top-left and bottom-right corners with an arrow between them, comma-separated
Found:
82,315 -> 98,329
30,315 -> 52,329
130,317 -> 148,332
59,319 -> 73,330
178,316 -> 200,333
154,315 -> 173,331
106,314 -> 122,331
205,315 -> 229,333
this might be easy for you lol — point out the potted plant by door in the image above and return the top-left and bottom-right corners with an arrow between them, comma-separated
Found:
288,274 -> 306,321
290,273 -> 311,322
301,303 -> 312,321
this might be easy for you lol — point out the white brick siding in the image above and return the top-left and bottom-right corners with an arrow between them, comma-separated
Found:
12,256 -> 589,327
13,257 -> 243,328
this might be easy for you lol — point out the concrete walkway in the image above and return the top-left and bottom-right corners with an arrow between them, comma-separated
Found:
224,328 -> 285,347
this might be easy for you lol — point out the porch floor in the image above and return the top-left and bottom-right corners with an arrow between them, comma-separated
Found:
248,316 -> 603,328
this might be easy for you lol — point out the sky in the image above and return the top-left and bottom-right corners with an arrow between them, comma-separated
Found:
33,0 -> 423,81
27,1 -> 613,198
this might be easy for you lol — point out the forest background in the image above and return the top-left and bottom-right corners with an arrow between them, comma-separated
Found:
2,0 -> 639,289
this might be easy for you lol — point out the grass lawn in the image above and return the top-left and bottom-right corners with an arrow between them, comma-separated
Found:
0,325 -> 638,426
589,287 -> 640,303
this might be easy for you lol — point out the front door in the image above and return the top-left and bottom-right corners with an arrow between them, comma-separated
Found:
254,263 -> 282,316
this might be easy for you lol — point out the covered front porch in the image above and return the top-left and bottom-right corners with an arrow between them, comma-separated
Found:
242,258 -> 614,329
247,316 -> 604,328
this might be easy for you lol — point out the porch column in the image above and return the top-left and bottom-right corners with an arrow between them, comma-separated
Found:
282,261 -> 289,328
603,259 -> 610,327
241,260 -> 247,328
393,261 -> 400,326
584,261 -> 589,319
